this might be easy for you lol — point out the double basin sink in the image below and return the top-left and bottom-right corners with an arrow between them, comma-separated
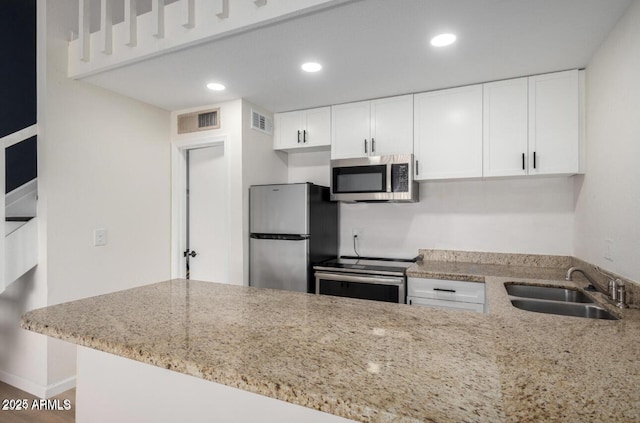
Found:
506,284 -> 618,320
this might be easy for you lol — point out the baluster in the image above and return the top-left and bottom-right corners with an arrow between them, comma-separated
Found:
79,0 -> 91,61
125,0 -> 137,47
216,0 -> 229,19
184,0 -> 195,28
101,0 -> 113,55
153,0 -> 165,39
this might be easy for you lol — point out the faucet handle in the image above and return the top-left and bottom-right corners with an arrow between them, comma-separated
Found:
615,279 -> 628,309
609,279 -> 618,301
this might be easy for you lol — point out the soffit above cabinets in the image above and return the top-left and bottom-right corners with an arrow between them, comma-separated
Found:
81,0 -> 634,112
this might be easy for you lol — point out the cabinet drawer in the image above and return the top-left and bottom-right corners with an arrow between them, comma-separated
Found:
407,277 -> 485,304
407,296 -> 484,313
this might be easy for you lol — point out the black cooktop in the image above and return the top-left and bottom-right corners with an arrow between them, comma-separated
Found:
313,256 -> 418,276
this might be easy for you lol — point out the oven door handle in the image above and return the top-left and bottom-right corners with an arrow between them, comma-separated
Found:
314,272 -> 404,286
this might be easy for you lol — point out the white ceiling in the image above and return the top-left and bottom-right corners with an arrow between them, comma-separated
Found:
83,0 -> 634,113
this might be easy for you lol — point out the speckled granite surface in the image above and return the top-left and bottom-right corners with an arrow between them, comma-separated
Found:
22,280 -> 504,422
21,264 -> 640,422
406,260 -> 568,282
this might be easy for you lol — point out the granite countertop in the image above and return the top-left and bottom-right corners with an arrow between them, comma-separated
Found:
21,263 -> 640,422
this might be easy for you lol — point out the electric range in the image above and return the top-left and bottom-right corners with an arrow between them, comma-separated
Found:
313,256 -> 418,304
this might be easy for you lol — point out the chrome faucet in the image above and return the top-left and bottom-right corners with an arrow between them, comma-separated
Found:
566,267 -> 603,292
566,267 -> 627,308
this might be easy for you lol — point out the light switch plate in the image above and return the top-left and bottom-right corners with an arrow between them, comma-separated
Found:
94,228 -> 108,246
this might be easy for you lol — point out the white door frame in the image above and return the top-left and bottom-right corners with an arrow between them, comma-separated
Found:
170,136 -> 230,280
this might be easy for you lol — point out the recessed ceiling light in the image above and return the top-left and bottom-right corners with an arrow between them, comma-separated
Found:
430,33 -> 457,47
301,62 -> 322,73
206,82 -> 226,91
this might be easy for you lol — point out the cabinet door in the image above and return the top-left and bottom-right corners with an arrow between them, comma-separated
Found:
414,85 -> 483,180
528,70 -> 579,175
274,110 -> 304,150
483,78 -> 529,177
331,101 -> 371,159
304,107 -> 331,148
370,94 -> 413,156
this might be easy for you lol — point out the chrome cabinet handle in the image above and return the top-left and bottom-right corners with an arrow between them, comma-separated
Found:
364,139 -> 368,154
297,130 -> 301,143
522,153 -> 525,170
434,288 -> 456,293
372,138 -> 375,153
303,130 -> 307,143
416,160 -> 419,175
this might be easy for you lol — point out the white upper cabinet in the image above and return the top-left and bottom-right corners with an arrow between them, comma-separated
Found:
483,77 -> 529,177
331,94 -> 413,159
484,70 -> 581,177
369,95 -> 414,157
331,100 -> 371,158
414,85 -> 483,180
274,107 -> 330,151
528,69 -> 580,175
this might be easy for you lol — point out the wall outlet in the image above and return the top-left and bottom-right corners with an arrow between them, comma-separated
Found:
604,239 -> 614,261
94,228 -> 108,247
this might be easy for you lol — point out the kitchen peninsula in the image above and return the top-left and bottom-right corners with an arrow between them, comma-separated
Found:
21,257 -> 640,422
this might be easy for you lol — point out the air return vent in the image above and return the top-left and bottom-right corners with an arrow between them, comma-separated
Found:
177,108 -> 220,134
251,109 -> 273,135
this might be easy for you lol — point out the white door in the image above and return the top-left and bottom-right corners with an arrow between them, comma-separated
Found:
187,145 -> 228,283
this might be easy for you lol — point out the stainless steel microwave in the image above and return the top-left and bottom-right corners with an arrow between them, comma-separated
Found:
330,154 -> 419,202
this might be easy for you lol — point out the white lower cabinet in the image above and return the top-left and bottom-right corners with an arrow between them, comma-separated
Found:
407,277 -> 486,313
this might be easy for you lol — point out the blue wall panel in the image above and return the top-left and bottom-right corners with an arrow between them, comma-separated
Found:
0,0 -> 37,139
6,135 -> 37,194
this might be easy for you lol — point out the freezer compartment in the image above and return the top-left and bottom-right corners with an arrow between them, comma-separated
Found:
249,184 -> 309,235
249,236 -> 310,293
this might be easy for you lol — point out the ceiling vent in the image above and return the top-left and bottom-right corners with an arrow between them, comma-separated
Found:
177,108 -> 220,134
251,109 -> 273,135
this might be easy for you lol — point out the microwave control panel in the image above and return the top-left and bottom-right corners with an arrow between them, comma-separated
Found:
391,163 -> 409,192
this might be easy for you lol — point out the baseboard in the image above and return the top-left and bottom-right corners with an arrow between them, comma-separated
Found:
45,375 -> 76,398
0,369 -> 75,398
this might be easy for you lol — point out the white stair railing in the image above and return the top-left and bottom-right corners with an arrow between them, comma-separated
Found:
68,0 -> 341,79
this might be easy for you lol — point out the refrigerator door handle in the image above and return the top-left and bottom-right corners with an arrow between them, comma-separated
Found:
250,234 -> 309,241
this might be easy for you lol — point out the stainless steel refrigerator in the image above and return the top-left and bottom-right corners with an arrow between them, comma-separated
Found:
249,183 -> 338,293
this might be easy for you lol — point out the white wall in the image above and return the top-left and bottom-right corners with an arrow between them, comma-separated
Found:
44,1 -> 171,306
574,0 -> 640,282
0,0 -> 172,398
287,151 -> 575,258
340,177 -> 575,258
287,150 -> 330,186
